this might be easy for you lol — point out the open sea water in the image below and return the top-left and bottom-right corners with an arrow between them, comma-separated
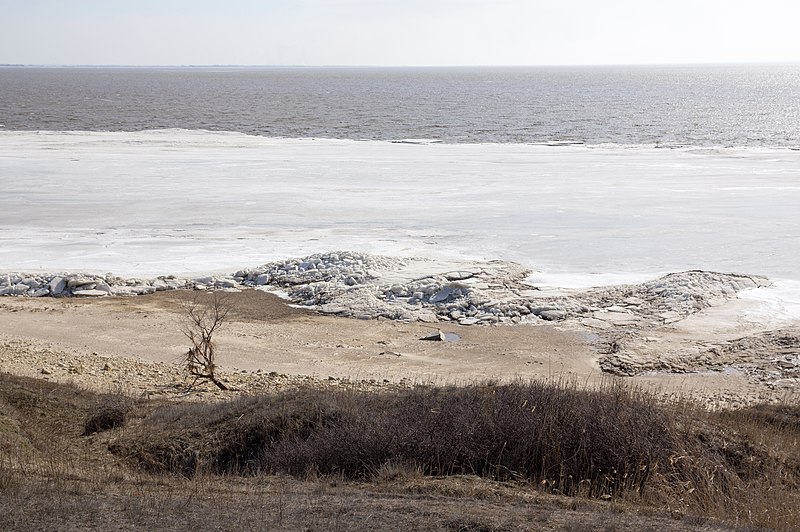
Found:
2,64 -> 799,147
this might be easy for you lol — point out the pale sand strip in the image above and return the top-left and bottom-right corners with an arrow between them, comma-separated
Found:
1,289 -> 795,408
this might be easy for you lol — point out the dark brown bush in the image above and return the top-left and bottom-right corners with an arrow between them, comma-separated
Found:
116,380 -> 675,495
83,394 -> 133,435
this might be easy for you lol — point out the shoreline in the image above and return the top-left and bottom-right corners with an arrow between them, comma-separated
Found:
2,251 -> 791,324
2,254 -> 798,408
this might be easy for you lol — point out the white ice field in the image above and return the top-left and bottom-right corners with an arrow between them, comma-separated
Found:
1,129 -> 799,318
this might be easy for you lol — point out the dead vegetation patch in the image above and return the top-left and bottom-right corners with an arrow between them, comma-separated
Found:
1,372 -> 798,530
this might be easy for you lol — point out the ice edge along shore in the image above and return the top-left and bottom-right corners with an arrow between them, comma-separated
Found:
0,251 -> 779,326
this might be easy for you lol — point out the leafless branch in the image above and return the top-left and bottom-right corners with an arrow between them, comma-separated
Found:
181,290 -> 231,391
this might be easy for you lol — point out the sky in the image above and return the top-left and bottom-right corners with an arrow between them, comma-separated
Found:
2,0 -> 799,67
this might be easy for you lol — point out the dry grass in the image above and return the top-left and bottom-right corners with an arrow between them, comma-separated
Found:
656,402 -> 800,530
116,380 -> 671,495
1,371 -> 797,530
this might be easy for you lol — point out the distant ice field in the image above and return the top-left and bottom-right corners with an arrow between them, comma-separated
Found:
1,130 -> 799,291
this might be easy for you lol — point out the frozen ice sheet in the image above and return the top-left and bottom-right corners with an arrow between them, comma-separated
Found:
2,130 -> 799,287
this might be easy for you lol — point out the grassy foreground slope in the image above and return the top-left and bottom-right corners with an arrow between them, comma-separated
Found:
0,373 -> 797,531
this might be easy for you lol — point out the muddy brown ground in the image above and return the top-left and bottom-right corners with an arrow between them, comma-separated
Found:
1,290 -> 594,381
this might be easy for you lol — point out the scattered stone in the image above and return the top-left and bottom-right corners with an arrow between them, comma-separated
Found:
538,310 -> 567,322
444,271 -> 475,281
420,330 -> 446,342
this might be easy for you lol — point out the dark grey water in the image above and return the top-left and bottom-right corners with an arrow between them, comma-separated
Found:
2,64 -> 799,147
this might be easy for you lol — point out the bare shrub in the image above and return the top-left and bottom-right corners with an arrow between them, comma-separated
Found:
83,393 -> 134,435
182,290 -> 231,391
115,380 -> 675,496
262,380 -> 673,496
83,406 -> 126,435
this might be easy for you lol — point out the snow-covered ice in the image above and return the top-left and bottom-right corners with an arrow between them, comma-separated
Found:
2,129 -> 799,318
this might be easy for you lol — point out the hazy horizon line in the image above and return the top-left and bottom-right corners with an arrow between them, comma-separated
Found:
3,60 -> 799,69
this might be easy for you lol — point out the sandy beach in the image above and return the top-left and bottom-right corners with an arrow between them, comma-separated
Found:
1,283 -> 795,408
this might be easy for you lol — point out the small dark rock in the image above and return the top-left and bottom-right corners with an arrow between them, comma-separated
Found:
420,330 -> 446,341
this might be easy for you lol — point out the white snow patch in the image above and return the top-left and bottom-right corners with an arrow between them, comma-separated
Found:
738,280 -> 800,326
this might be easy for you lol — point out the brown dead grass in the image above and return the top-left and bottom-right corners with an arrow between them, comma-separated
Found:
0,371 -> 797,531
